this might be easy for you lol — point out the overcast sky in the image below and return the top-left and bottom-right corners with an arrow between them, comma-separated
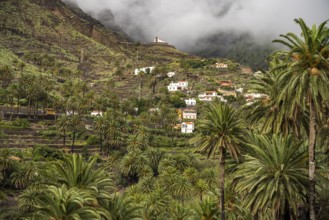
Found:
66,0 -> 329,50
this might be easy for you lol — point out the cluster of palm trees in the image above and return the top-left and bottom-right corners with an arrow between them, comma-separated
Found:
1,147 -> 223,219
192,18 -> 329,219
0,18 -> 328,219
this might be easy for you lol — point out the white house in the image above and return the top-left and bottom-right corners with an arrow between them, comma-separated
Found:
168,82 -> 178,92
66,111 -> 77,115
181,122 -> 194,133
244,93 -> 266,99
216,62 -> 228,69
177,81 -> 188,89
167,72 -> 175,78
149,108 -> 160,112
198,91 -> 218,101
167,81 -> 188,92
91,111 -> 103,117
236,87 -> 244,93
154,36 -> 167,43
182,109 -> 197,120
244,93 -> 267,103
134,66 -> 155,75
198,91 -> 227,102
185,98 -> 196,106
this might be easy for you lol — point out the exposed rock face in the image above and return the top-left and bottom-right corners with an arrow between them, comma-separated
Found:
31,0 -> 65,10
87,9 -> 131,40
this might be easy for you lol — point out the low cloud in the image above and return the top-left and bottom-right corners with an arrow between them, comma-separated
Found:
65,0 -> 329,51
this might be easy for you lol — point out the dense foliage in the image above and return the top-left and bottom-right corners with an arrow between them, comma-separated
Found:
0,14 -> 328,220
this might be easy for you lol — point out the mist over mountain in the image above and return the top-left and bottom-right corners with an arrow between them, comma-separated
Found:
63,0 -> 329,69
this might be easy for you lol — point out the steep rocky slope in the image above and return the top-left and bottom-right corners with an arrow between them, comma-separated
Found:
0,0 -> 191,83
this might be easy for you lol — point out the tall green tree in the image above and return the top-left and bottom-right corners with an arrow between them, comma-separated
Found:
32,185 -> 102,220
100,194 -> 141,220
56,114 -> 70,148
191,103 -> 245,220
272,18 -> 329,219
44,154 -> 113,200
244,69 -> 307,136
94,115 -> 109,154
234,134 -> 308,219
67,115 -> 83,153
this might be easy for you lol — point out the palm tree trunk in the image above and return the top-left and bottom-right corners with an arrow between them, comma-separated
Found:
28,98 -> 31,119
220,147 -> 226,220
99,135 -> 103,155
309,100 -> 316,220
71,131 -> 76,153
16,95 -> 20,115
63,130 -> 66,147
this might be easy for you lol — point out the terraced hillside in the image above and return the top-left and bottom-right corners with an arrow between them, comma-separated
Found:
0,0 -> 193,94
0,124 -> 99,154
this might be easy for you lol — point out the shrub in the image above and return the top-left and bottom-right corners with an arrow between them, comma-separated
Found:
39,130 -> 57,138
151,135 -> 174,148
86,135 -> 100,145
32,145 -> 63,161
12,118 -> 29,128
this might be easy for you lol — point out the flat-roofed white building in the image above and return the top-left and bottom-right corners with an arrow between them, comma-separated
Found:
181,122 -> 194,133
185,98 -> 196,106
198,91 -> 227,102
167,81 -> 188,92
91,111 -> 103,116
134,66 -> 155,75
167,72 -> 175,78
182,109 -> 197,120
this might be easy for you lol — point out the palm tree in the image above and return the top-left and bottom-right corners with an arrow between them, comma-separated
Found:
10,161 -> 38,189
0,149 -> 18,171
183,167 -> 199,185
33,185 -> 102,220
138,176 -> 156,193
191,102 -> 245,220
193,197 -> 220,220
103,109 -> 127,155
200,168 -> 217,190
173,176 -> 192,206
100,194 -> 141,220
67,114 -> 83,153
145,148 -> 164,176
244,69 -> 308,136
170,204 -> 191,220
171,153 -> 192,171
94,115 -> 109,154
56,114 -> 70,148
18,187 -> 41,212
272,18 -> 329,219
194,179 -> 209,201
158,166 -> 180,195
44,154 -> 113,200
127,125 -> 150,152
137,70 -> 146,101
234,134 -> 308,219
0,149 -> 19,185
141,187 -> 173,219
120,150 -> 152,184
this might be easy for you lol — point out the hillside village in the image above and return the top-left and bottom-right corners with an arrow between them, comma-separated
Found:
130,62 -> 262,133
1,0 -> 327,219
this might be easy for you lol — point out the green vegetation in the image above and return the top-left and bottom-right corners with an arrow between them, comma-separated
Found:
0,0 -> 328,218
